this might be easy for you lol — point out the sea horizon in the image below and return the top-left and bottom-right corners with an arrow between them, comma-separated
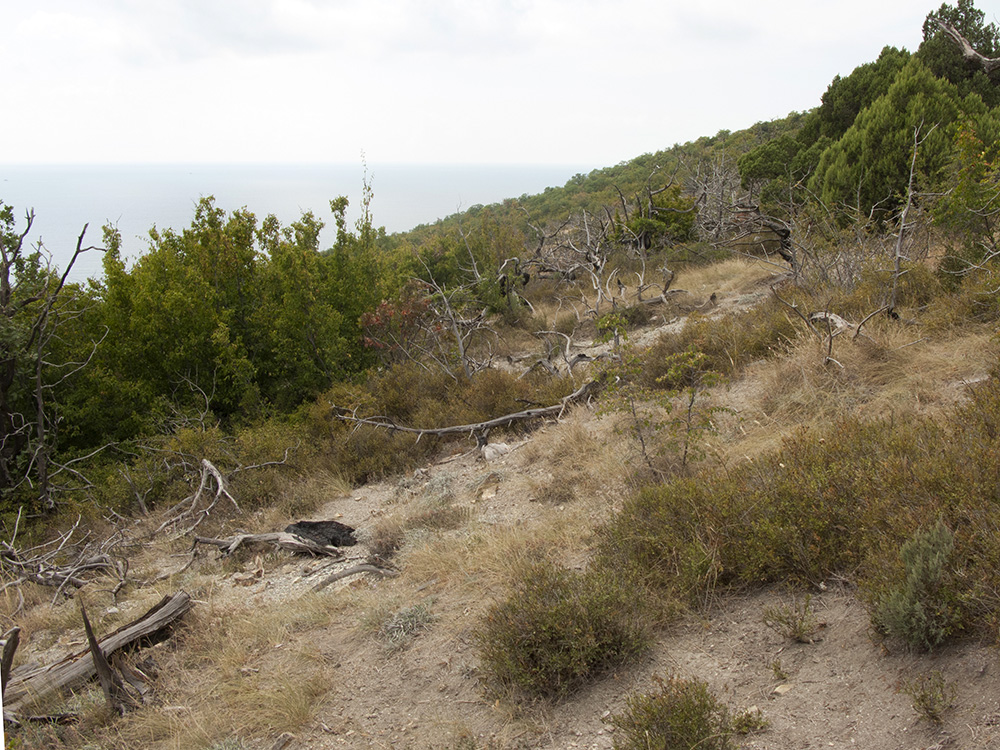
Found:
0,162 -> 594,282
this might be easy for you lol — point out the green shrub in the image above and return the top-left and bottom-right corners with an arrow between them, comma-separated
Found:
476,561 -> 650,700
597,397 -> 1000,637
377,601 -> 436,649
833,259 -> 942,319
762,594 -> 821,643
873,521 -> 959,651
607,674 -> 734,750
731,706 -> 770,735
901,670 -> 956,724
642,296 -> 799,386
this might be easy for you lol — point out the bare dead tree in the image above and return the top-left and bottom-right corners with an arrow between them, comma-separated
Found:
0,207 -> 104,510
889,122 -> 936,316
717,202 -> 800,277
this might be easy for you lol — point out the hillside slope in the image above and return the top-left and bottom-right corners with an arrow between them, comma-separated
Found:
5,258 -> 998,750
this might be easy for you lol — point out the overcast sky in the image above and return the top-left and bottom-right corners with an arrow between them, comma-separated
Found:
3,1 -> 956,167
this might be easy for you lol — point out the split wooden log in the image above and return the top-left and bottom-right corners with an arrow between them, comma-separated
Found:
4,590 -> 192,715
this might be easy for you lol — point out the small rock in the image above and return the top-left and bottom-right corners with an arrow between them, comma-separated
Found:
481,443 -> 511,461
771,683 -> 793,696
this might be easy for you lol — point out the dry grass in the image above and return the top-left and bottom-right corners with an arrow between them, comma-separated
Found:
708,320 -> 997,472
10,253 -> 1000,749
519,412 -> 613,505
251,470 -> 352,531
97,593 -> 333,750
674,257 -> 777,296
754,324 -> 995,427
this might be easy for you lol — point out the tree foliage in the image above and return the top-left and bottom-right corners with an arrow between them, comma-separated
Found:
810,58 -> 977,217
918,0 -> 1000,107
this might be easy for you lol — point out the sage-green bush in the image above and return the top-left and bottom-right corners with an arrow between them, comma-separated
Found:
873,521 -> 958,651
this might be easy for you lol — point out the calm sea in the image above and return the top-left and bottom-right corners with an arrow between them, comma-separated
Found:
0,163 -> 589,282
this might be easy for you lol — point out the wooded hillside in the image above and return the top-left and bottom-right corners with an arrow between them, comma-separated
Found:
4,3 -> 1000,747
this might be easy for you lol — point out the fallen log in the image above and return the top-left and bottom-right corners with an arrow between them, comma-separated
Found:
334,377 -> 603,445
80,598 -> 138,715
4,590 -> 192,715
193,531 -> 346,557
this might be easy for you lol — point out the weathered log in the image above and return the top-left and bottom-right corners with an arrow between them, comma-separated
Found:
4,590 -> 192,714
80,598 -> 137,715
193,531 -> 346,557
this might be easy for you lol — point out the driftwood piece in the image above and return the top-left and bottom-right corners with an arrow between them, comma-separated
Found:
335,377 -> 602,445
193,531 -> 346,557
4,591 -> 192,714
312,564 -> 399,593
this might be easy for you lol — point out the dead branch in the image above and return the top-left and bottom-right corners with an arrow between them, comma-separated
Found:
80,597 -> 138,715
312,564 -> 399,592
937,19 -> 1000,74
333,377 -> 602,447
0,519 -> 118,600
771,286 -> 821,338
193,532 -> 345,558
153,458 -> 241,537
854,306 -> 889,340
809,311 -> 855,337
1,626 -> 20,699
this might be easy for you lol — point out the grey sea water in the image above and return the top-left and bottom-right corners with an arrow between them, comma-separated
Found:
0,163 -> 589,281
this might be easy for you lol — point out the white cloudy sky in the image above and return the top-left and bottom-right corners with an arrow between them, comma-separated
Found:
3,1 -> 951,166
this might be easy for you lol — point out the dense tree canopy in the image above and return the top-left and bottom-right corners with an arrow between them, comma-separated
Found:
810,58 -> 976,215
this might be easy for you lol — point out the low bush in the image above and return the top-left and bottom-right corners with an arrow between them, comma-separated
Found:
476,560 -> 650,700
597,375 -> 1000,642
607,674 -> 734,750
872,521 -> 959,651
762,594 -> 821,644
377,601 -> 436,649
642,296 -> 799,386
901,670 -> 956,724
